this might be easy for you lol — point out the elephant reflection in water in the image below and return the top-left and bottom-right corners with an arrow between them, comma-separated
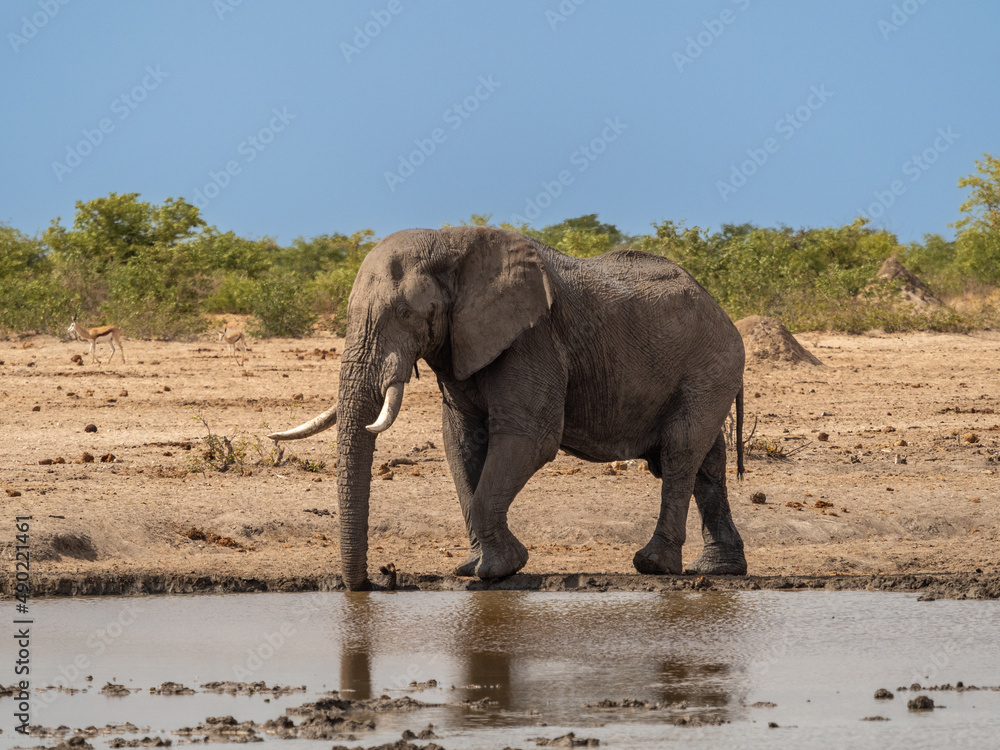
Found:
336,591 -> 513,708
339,593 -> 376,700
336,590 -> 759,718
460,592 -> 515,709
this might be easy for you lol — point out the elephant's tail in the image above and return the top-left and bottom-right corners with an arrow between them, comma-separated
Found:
736,386 -> 745,480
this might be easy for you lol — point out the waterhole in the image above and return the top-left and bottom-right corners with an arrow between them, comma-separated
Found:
19,591 -> 1000,748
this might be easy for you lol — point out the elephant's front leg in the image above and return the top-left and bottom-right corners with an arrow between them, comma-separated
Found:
469,432 -> 555,580
442,405 -> 489,577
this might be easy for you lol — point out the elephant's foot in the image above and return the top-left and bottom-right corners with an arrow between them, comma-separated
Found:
453,550 -> 481,577
633,538 -> 683,575
685,544 -> 747,576
474,532 -> 529,581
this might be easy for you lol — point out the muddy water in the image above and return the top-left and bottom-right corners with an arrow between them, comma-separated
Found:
21,591 -> 1000,748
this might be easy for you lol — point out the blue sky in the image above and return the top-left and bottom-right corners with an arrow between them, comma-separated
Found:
2,1 -> 997,246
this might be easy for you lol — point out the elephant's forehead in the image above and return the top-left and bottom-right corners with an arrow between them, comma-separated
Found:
353,249 -> 436,303
359,246 -> 405,282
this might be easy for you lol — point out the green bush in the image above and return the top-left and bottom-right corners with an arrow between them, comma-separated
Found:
0,278 -> 71,336
189,229 -> 274,277
246,272 -> 318,338
305,229 -> 377,335
0,224 -> 73,335
5,185 -> 1000,340
634,219 -> 926,331
204,273 -> 262,315
101,255 -> 207,339
310,264 -> 359,335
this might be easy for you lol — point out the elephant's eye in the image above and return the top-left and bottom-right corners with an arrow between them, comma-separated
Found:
395,302 -> 411,319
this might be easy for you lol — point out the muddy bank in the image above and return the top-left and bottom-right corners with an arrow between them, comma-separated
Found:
6,569 -> 999,600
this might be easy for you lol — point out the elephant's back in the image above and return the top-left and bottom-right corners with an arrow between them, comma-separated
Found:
589,248 -> 700,291
538,242 -> 742,359
552,246 -> 744,405
560,249 -> 730,328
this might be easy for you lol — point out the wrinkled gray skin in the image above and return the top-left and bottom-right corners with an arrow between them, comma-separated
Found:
285,227 -> 746,590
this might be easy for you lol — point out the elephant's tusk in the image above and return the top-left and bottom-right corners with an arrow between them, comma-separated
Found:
366,382 -> 405,433
267,404 -> 338,441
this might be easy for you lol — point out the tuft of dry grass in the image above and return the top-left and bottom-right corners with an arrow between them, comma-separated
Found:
747,438 -> 786,459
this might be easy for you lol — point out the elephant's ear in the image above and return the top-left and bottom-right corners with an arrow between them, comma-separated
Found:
450,231 -> 554,381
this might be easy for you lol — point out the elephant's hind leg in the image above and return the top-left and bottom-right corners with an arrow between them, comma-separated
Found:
633,412 -> 717,576
443,406 -> 489,577
687,431 -> 747,575
632,459 -> 695,575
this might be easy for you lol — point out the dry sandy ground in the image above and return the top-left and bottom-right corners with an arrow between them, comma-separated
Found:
1,327 -> 999,597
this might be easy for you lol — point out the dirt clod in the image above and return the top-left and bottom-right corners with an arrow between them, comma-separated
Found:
100,682 -> 131,697
151,681 -> 195,695
201,681 -> 305,696
182,527 -> 247,550
530,731 -> 600,746
907,695 -> 935,710
53,738 -> 96,750
673,714 -> 728,727
408,680 -> 438,691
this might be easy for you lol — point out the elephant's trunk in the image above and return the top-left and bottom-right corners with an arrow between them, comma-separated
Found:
271,338 -> 413,591
336,354 -> 413,591
337,374 -> 379,591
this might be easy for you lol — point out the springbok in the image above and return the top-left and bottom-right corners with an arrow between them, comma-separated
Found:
68,316 -> 125,365
218,326 -> 247,366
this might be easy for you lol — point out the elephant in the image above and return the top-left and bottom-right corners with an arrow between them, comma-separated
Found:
269,226 -> 747,590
